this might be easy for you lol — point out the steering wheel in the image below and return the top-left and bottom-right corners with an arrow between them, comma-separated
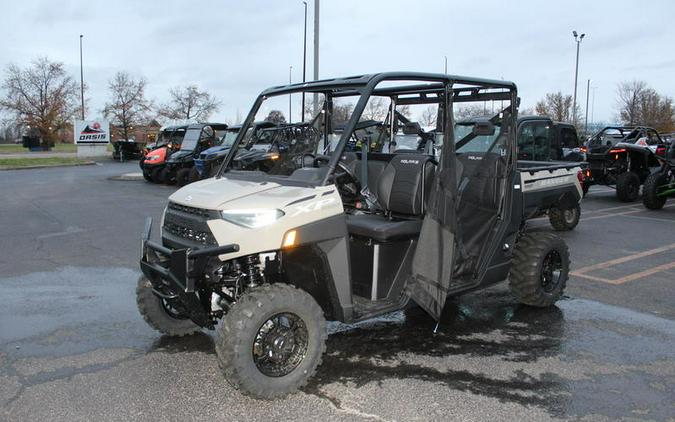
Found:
334,161 -> 362,199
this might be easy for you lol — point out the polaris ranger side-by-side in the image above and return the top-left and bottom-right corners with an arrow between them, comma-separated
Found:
137,73 -> 580,399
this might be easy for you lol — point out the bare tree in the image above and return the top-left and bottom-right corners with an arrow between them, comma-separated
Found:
454,104 -> 492,121
0,57 -> 80,147
420,105 -> 437,127
102,72 -> 152,142
616,80 -> 674,131
534,92 -> 581,124
362,97 -> 388,121
616,80 -> 648,126
158,85 -> 220,123
265,110 -> 286,125
332,102 -> 355,127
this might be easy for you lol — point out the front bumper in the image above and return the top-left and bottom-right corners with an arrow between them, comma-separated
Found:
139,217 -> 239,328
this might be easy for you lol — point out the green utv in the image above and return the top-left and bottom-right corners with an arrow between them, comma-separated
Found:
137,73 -> 579,398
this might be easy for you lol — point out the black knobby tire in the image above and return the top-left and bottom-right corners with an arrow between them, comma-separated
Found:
509,232 -> 569,307
161,168 -> 176,185
548,204 -> 581,231
188,167 -> 201,183
642,172 -> 668,210
616,171 -> 640,202
142,170 -> 153,182
150,167 -> 164,184
215,284 -> 327,399
176,168 -> 191,187
136,276 -> 201,336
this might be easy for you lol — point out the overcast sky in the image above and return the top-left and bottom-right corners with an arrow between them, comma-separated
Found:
1,0 -> 673,125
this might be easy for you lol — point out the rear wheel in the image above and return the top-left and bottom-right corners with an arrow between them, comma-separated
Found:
215,284 -> 327,399
642,172 -> 668,210
136,276 -> 200,336
548,204 -> 580,231
509,232 -> 569,307
616,171 -> 640,202
176,168 -> 191,187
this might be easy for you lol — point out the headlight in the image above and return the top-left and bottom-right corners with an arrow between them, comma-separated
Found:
146,155 -> 160,161
221,209 -> 284,228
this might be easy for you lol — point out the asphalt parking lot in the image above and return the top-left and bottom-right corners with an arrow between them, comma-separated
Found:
1,162 -> 674,421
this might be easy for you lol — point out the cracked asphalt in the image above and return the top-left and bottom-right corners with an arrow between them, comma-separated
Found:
1,162 -> 674,421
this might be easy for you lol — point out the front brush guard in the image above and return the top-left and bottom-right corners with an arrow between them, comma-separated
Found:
139,217 -> 239,328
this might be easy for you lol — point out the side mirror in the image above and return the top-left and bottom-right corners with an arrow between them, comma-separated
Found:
472,121 -> 496,136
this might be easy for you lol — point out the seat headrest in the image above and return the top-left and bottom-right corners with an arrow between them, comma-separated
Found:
377,154 -> 434,216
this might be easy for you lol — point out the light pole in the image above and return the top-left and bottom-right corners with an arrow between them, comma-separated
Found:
444,56 -> 447,74
313,0 -> 320,116
79,34 -> 85,120
591,86 -> 597,127
572,30 -> 585,125
289,66 -> 293,121
584,79 -> 591,135
302,1 -> 308,122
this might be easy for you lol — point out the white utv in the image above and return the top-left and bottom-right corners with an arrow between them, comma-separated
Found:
138,73 -> 575,398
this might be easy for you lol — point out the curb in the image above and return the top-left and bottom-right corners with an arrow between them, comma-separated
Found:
0,161 -> 96,171
109,172 -> 145,181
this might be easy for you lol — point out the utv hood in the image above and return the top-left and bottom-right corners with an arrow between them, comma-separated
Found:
199,145 -> 230,159
167,150 -> 194,163
168,177 -> 281,210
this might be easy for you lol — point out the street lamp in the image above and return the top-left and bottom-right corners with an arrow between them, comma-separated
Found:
289,65 -> 293,121
584,79 -> 591,135
79,35 -> 85,120
572,30 -> 585,125
444,56 -> 447,74
301,1 -> 308,122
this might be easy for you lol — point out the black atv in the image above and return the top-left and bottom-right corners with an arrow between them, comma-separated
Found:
159,123 -> 228,186
585,126 -> 666,201
643,141 -> 675,210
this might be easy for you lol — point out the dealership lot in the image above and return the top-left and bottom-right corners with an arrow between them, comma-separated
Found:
1,162 -> 674,421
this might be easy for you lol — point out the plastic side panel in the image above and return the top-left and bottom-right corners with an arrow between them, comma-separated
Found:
282,214 -> 354,322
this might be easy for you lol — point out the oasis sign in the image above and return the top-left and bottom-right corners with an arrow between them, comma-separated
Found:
74,119 -> 110,144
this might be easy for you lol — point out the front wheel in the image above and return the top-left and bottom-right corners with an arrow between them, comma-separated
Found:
616,171 -> 640,202
176,168 -> 191,187
136,276 -> 201,336
642,171 -> 668,210
188,167 -> 201,183
548,204 -> 580,231
509,232 -> 569,307
215,284 -> 327,399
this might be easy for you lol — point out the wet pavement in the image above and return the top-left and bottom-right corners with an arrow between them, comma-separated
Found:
1,163 -> 674,421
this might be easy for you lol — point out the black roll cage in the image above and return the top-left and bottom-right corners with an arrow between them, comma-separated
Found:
216,72 -> 518,186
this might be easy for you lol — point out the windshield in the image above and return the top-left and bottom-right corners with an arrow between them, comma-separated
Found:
221,129 -> 239,148
455,120 -> 503,153
180,128 -> 202,150
226,92 -> 361,177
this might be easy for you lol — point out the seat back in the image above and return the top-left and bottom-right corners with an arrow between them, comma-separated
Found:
376,154 -> 435,216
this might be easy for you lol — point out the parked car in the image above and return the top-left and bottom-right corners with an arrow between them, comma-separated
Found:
112,138 -> 144,162
137,72 -> 580,399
